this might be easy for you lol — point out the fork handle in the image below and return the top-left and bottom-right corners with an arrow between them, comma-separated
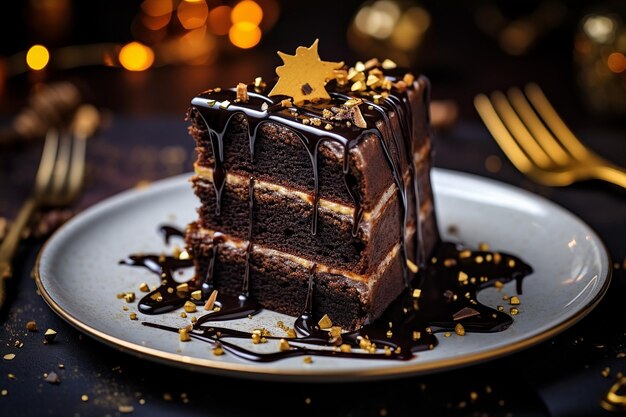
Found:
593,164 -> 626,189
0,197 -> 39,281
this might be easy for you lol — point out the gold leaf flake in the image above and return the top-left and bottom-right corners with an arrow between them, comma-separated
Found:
268,39 -> 343,104
318,314 -> 333,329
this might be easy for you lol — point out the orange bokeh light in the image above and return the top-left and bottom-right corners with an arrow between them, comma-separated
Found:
607,52 -> 626,74
119,42 -> 155,71
141,0 -> 173,17
208,5 -> 232,35
26,45 -> 50,70
229,22 -> 261,49
177,0 -> 208,30
231,1 -> 263,26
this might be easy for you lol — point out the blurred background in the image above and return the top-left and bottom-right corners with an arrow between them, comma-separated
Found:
1,0 -> 625,118
1,0 -> 626,224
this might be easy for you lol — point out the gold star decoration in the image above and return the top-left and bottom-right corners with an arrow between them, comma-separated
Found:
268,39 -> 344,104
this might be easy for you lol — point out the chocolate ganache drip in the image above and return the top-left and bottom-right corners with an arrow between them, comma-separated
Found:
123,226 -> 532,363
190,65 -> 429,286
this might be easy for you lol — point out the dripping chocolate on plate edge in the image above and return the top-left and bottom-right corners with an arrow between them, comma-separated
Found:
119,60 -> 533,363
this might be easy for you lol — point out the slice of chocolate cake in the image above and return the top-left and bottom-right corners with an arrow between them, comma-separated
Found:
185,41 -> 439,330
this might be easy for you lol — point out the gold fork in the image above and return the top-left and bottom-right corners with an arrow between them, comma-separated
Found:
474,83 -> 626,189
0,105 -> 100,309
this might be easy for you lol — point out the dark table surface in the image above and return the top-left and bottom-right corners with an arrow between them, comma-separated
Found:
1,99 -> 625,416
1,2 -> 626,408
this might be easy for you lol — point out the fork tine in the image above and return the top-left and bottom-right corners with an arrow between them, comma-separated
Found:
507,87 -> 571,165
489,90 -> 553,169
474,94 -> 535,174
67,133 -> 86,201
50,131 -> 72,197
34,129 -> 60,195
524,83 -> 590,161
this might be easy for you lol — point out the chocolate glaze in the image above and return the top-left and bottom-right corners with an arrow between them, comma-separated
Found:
122,226 -> 533,362
189,66 -> 429,284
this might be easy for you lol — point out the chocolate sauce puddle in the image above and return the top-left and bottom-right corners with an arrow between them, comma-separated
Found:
121,226 -> 532,362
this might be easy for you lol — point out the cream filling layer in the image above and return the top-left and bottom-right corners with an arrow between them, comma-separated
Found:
194,164 -> 433,225
196,226 -> 413,286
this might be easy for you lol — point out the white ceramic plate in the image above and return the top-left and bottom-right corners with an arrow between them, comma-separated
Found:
35,169 -> 611,381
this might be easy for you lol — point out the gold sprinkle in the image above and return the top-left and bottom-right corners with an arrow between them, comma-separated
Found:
254,76 -> 265,88
191,290 -> 202,301
129,313 -> 137,321
324,123 -> 333,130
287,329 -> 297,338
458,271 -> 469,282
8,374 -> 15,380
212,345 -> 225,356
494,280 -> 504,290
303,356 -> 313,364
444,332 -> 451,337
329,326 -> 342,338
340,344 -> 351,353
219,100 -> 231,109
475,256 -> 484,264
478,242 -> 490,251
406,259 -> 419,273
3,354 -> 15,361
443,258 -> 457,267
139,283 -> 149,293
412,288 -> 422,298
176,283 -> 189,293
180,312 -> 187,318
191,316 -> 197,324
497,305 -> 504,311
459,250 -> 472,259
44,329 -> 57,343
386,330 -> 393,338
508,259 -> 516,268
403,73 -> 415,85
81,395 -> 89,402
470,391 -> 478,401
355,61 -> 366,72
384,346 -> 392,356
493,252 -> 502,264
179,328 -> 191,342
280,98 -> 293,108
381,59 -> 397,69
351,81 -> 364,91
167,287 -> 174,294
510,307 -> 519,316
236,82 -> 249,103
279,339 -> 291,351
26,321 -> 37,331
183,301 -> 197,313
1,389 -> 7,396
509,296 -> 521,305
124,292 -> 136,303
455,323 -> 466,336
118,405 -> 135,414
350,105 -> 367,128
122,306 -> 129,311
261,102 -> 269,111
204,290 -> 219,311
412,331 -> 421,341
602,367 -> 611,378
318,314 -> 333,329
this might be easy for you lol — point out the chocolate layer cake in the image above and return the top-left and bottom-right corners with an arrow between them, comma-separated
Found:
185,46 -> 439,330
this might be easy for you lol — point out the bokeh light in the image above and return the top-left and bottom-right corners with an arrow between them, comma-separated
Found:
177,0 -> 209,30
208,5 -> 232,35
229,22 -> 262,49
26,45 -> 50,70
607,52 -> 626,74
141,0 -> 174,17
231,1 -> 263,26
119,42 -> 155,71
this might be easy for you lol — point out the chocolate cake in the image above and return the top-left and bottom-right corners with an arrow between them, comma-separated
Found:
184,42 -> 439,330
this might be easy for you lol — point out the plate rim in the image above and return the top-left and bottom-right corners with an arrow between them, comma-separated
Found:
33,168 -> 613,382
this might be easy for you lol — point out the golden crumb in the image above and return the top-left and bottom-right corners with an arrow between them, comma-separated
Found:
340,344 -> 351,353
179,328 -> 191,342
510,307 -> 519,316
279,339 -> 291,351
183,301 -> 197,313
381,59 -> 397,69
124,292 -> 136,303
26,321 -> 37,332
191,290 -> 202,301
455,323 -> 466,336
509,296 -> 520,305
219,100 -> 230,109
139,283 -> 149,293
318,314 -> 333,329
176,283 -> 189,293
129,313 -> 137,321
212,345 -> 225,356
303,356 -> 313,364
81,395 -> 89,402
236,82 -> 249,103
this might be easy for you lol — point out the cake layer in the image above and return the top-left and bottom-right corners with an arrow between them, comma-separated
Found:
187,77 -> 432,212
192,171 -> 435,274
186,224 -> 407,330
